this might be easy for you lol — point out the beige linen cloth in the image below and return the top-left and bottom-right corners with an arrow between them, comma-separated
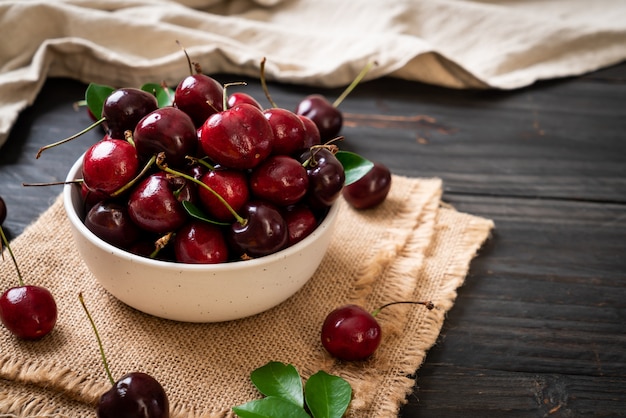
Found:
1,0 -> 626,148
0,175 -> 494,417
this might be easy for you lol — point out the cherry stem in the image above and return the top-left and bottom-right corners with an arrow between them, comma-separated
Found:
332,61 -> 377,108
0,226 -> 24,287
176,40 -> 194,76
259,57 -> 278,109
35,117 -> 105,159
301,137 -> 344,169
185,155 -> 215,171
110,154 -> 156,198
155,153 -> 247,225
371,300 -> 435,317
222,81 -> 248,111
22,179 -> 82,187
78,292 -> 116,386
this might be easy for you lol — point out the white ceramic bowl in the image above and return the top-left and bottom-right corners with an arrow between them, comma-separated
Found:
63,155 -> 338,323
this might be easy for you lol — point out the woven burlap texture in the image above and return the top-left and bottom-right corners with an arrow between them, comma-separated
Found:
0,175 -> 494,417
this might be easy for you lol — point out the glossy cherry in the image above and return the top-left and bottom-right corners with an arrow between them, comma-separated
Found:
228,92 -> 263,110
295,94 -> 343,142
250,155 -> 309,207
133,107 -> 198,168
0,226 -> 57,340
97,372 -> 170,418
102,87 -> 159,139
299,147 -> 346,209
198,167 -> 250,222
282,204 -> 318,245
298,115 -> 322,149
199,103 -> 273,170
321,304 -> 380,361
174,73 -> 224,128
321,301 -> 435,361
82,138 -> 139,196
342,162 -> 392,210
174,221 -> 229,264
84,201 -> 142,249
263,107 -> 306,156
229,200 -> 288,258
127,172 -> 188,234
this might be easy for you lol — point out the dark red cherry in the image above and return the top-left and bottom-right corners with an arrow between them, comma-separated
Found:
199,103 -> 273,170
299,148 -> 345,209
198,167 -> 250,222
0,285 -> 57,340
250,155 -> 308,207
282,204 -> 318,245
263,108 -> 306,156
82,139 -> 139,196
0,196 -> 6,225
133,107 -> 198,168
228,92 -> 263,110
298,115 -> 322,149
102,88 -> 159,139
97,371 -> 169,418
174,73 -> 224,127
295,94 -> 343,141
174,221 -> 229,264
127,172 -> 188,234
321,304 -> 381,361
342,162 -> 392,210
85,201 -> 142,249
229,200 -> 288,258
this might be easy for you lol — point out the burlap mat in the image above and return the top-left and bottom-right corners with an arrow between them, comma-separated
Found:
0,175 -> 494,417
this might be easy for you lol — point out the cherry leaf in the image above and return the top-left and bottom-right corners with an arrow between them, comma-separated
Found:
250,361 -> 304,407
141,83 -> 174,108
181,201 -> 229,226
304,370 -> 352,418
85,83 -> 115,120
233,396 -> 310,418
335,150 -> 374,186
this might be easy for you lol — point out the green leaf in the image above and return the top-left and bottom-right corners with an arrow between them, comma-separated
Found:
141,83 -> 175,108
305,371 -> 352,418
233,396 -> 311,418
181,201 -> 229,226
250,361 -> 304,407
85,83 -> 115,119
335,151 -> 374,186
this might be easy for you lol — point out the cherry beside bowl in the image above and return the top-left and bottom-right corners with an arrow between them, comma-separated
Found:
63,155 -> 339,323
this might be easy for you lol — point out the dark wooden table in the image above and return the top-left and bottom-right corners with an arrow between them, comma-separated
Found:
1,61 -> 625,417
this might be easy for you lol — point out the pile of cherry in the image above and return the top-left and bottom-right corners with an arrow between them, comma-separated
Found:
43,64 -> 393,264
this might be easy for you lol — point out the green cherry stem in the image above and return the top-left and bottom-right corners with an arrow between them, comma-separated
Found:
155,153 -> 247,226
110,154 -> 156,198
0,226 -> 24,287
332,61 -> 377,108
222,81 -> 248,111
35,117 -> 106,159
259,57 -> 279,109
371,300 -> 435,317
78,292 -> 115,386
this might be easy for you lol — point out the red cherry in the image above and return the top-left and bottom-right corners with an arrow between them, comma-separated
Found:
282,204 -> 318,245
173,221 -> 229,264
342,162 -> 392,210
133,107 -> 198,168
0,285 -> 57,340
321,304 -> 381,361
228,200 -> 288,258
250,155 -> 309,207
295,94 -> 343,141
98,371 -> 169,418
298,115 -> 322,149
228,92 -> 263,110
262,107 -> 307,156
174,73 -> 224,127
82,138 -> 139,196
198,167 -> 250,222
84,201 -> 143,250
199,103 -> 273,170
102,88 -> 159,140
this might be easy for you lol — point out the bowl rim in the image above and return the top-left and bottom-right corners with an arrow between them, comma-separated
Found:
63,153 -> 340,272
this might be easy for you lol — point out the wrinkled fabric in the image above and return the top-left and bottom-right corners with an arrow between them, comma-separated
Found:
1,0 -> 625,148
